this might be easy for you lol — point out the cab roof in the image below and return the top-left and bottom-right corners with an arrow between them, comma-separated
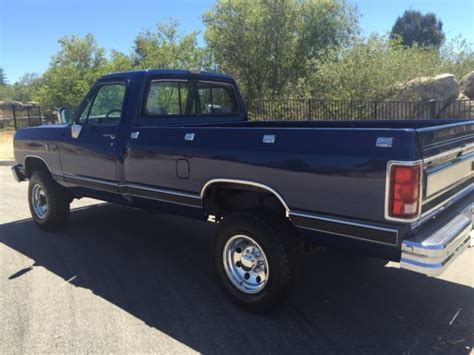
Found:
99,69 -> 235,82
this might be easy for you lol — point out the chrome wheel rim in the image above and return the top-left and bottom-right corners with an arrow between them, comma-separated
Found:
223,234 -> 269,294
31,184 -> 48,219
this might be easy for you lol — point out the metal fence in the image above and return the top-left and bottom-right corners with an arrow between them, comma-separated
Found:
0,105 -> 42,130
248,99 -> 474,121
1,99 -> 473,129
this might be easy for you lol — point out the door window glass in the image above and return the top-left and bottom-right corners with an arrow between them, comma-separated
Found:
79,83 -> 126,124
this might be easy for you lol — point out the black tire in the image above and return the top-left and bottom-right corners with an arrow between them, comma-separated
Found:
28,171 -> 70,231
213,210 -> 296,312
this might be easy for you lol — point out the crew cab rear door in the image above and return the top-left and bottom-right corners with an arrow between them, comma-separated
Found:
60,81 -> 127,186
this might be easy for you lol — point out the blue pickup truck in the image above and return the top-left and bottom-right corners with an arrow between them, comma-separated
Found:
11,69 -> 473,311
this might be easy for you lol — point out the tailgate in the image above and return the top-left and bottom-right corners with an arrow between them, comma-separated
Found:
416,120 -> 474,224
416,120 -> 474,159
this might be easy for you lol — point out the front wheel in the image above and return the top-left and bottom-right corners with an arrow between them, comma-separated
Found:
28,171 -> 70,231
213,211 -> 295,312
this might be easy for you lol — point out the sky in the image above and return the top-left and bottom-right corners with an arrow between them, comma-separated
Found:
1,0 -> 473,83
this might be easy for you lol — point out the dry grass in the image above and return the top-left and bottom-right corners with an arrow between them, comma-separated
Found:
0,129 -> 15,161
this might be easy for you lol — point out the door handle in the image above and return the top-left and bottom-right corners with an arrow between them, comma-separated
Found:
102,133 -> 116,140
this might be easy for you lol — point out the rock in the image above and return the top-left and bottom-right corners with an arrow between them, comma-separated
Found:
392,73 -> 460,101
382,73 -> 470,119
459,71 -> 474,99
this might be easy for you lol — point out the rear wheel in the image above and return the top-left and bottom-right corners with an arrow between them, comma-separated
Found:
28,171 -> 70,230
213,211 -> 295,312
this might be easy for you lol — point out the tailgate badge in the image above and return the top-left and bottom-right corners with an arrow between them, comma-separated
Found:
376,137 -> 393,148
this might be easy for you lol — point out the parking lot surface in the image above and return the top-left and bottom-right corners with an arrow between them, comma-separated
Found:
0,166 -> 472,354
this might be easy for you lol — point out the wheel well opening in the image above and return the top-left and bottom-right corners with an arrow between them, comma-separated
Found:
202,183 -> 287,218
25,157 -> 50,178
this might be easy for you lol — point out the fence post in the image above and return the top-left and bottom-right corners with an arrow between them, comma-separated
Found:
38,106 -> 42,124
27,107 -> 31,127
429,100 -> 437,118
308,99 -> 312,119
12,105 -> 17,130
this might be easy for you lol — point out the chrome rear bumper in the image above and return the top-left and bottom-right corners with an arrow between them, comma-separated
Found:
400,203 -> 473,276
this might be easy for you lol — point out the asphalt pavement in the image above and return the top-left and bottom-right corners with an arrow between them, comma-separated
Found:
0,166 -> 472,354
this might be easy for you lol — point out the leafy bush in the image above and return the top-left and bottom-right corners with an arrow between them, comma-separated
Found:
290,35 -> 474,101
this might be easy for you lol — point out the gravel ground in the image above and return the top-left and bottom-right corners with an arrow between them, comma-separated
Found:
0,166 -> 472,354
0,130 -> 14,161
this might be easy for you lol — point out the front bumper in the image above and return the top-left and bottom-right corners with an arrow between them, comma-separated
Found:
400,201 -> 473,277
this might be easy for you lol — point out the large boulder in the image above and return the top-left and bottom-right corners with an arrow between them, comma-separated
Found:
459,71 -> 474,99
391,73 -> 460,101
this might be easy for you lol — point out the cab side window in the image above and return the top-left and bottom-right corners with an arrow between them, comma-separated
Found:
79,83 -> 126,125
145,81 -> 194,116
196,82 -> 238,115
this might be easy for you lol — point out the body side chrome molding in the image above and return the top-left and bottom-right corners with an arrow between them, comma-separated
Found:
200,178 -> 290,217
60,173 -> 201,207
290,211 -> 399,234
295,225 -> 397,246
127,183 -> 201,199
63,174 -> 200,197
290,210 -> 399,246
125,193 -> 201,209
63,173 -> 119,187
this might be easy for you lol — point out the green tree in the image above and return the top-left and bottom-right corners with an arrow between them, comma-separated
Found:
0,67 -> 7,86
34,34 -> 107,106
9,73 -> 40,103
132,19 -> 210,70
106,50 -> 135,73
390,10 -> 445,48
203,0 -> 358,100
0,73 -> 39,102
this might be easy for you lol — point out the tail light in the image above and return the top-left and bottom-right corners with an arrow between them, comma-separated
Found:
387,163 -> 422,220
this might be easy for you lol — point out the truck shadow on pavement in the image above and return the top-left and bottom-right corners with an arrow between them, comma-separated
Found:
1,203 -> 472,354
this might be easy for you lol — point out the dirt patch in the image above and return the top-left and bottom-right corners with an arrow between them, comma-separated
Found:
0,129 -> 15,161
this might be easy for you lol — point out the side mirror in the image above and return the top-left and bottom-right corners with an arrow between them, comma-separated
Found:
71,124 -> 82,139
58,107 -> 74,124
